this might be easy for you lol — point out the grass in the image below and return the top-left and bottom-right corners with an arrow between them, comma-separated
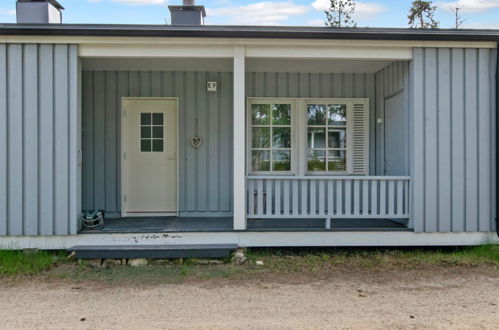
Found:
0,245 -> 498,284
0,250 -> 59,276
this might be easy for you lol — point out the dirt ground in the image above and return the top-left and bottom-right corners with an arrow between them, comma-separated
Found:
0,267 -> 498,330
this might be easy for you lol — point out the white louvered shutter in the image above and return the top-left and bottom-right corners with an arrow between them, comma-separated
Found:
351,100 -> 369,175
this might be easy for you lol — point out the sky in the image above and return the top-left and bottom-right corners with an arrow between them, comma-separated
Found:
1,0 -> 499,29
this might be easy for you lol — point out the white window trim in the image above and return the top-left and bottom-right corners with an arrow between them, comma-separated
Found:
247,97 -> 367,176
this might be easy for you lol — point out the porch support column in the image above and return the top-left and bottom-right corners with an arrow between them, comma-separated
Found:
233,46 -> 246,230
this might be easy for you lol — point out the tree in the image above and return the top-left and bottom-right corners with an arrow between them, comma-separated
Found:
408,0 -> 439,29
324,0 -> 356,28
451,5 -> 467,29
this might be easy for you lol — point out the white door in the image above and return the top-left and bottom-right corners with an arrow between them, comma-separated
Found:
122,99 -> 177,216
384,93 -> 405,175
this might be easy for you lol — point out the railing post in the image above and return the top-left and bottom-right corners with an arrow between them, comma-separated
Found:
233,46 -> 246,230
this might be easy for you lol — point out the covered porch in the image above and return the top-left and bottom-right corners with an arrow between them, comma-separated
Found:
80,39 -> 412,233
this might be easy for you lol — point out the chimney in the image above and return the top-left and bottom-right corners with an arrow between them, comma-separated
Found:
16,0 -> 64,24
169,0 -> 206,26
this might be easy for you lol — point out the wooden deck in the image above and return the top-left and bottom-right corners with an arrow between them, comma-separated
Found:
79,217 -> 409,234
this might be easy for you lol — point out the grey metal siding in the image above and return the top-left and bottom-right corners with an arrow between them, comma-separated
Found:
81,71 -> 234,217
375,62 -> 411,176
411,47 -> 497,233
0,43 -> 80,236
245,72 -> 377,172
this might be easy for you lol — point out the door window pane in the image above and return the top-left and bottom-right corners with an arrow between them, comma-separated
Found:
152,126 -> 163,139
141,139 -> 151,152
152,139 -> 164,152
141,113 -> 151,125
141,126 -> 151,139
152,113 -> 164,125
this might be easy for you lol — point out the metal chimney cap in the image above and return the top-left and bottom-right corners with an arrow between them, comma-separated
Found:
17,0 -> 65,11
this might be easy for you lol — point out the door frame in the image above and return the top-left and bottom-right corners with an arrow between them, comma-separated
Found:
120,97 -> 179,217
383,90 -> 404,175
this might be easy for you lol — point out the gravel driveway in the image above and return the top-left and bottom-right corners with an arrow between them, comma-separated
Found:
1,268 -> 498,329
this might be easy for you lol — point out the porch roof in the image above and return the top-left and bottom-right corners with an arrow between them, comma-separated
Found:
1,24 -> 499,42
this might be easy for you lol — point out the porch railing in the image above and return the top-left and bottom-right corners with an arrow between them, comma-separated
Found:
247,176 -> 410,219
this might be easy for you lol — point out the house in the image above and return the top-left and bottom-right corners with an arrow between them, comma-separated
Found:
0,0 -> 498,253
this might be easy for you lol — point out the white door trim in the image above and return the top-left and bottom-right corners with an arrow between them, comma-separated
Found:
120,97 -> 179,218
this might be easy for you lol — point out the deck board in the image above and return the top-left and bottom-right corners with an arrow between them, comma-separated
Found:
79,217 -> 409,234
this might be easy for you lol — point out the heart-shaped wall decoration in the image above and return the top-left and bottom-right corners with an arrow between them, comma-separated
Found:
191,136 -> 202,149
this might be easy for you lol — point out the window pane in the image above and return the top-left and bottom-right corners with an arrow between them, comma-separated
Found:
328,128 -> 346,148
152,113 -> 164,125
141,113 -> 151,125
141,126 -> 151,139
328,150 -> 347,171
327,104 -> 347,126
251,104 -> 270,125
152,139 -> 164,152
153,126 -> 163,139
272,127 -> 291,148
307,150 -> 326,171
252,150 -> 270,171
272,104 -> 291,125
307,128 -> 326,148
140,139 -> 151,152
273,150 -> 291,171
307,104 -> 327,125
252,127 -> 270,148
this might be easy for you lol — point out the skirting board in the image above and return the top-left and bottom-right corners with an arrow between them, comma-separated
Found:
0,232 -> 498,250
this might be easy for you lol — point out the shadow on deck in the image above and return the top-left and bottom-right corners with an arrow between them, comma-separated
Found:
79,217 -> 410,234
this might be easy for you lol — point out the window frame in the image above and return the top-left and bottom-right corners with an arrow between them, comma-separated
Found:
247,98 -> 297,175
247,98 -> 363,176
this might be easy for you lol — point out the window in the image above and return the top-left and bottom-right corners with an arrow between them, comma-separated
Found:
307,104 -> 347,172
247,98 -> 369,175
140,112 -> 164,152
250,103 -> 292,172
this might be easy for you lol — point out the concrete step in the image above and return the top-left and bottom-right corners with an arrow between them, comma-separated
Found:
68,244 -> 238,259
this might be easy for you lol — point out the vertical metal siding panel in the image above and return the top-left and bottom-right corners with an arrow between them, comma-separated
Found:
185,72 -> 197,211
412,48 -> 425,232
437,49 -> 452,232
490,50 -> 497,231
23,44 -> 39,235
105,71 -> 117,213
81,72 -> 93,212
266,72 -> 276,97
140,71 -> 151,97
196,72 -> 207,211
68,45 -> 79,234
116,71 -> 129,213
93,71 -> 106,212
310,73 -> 320,98
478,49 -> 492,231
39,45 -> 55,235
53,45 -> 69,235
174,72 -> 187,211
288,73 -> 299,97
343,74 -> 353,98
207,71 -> 219,211
464,49 -> 479,232
276,72 -> 287,97
151,71 -> 162,97
332,73 -> 342,97
450,49 -> 465,232
376,70 -> 384,175
0,44 -> 6,235
320,73 -> 331,98
365,74 -> 376,174
299,73 -> 309,98
219,72 -> 232,211
424,48 -> 438,232
129,71 -> 139,96
254,72 -> 265,96
245,72 -> 252,97
162,72 -> 173,97
7,44 -> 24,236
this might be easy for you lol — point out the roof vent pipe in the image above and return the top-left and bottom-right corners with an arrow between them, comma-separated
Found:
169,0 -> 206,26
16,0 -> 64,24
